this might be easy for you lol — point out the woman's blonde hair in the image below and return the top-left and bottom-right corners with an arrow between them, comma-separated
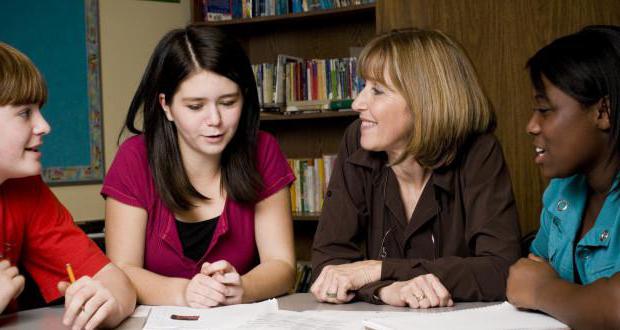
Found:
0,42 -> 47,107
358,29 -> 494,168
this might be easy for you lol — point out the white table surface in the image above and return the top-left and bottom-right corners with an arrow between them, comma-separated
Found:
0,293 -> 502,329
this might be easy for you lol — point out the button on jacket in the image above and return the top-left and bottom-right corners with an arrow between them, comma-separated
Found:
312,120 -> 521,303
531,173 -> 620,284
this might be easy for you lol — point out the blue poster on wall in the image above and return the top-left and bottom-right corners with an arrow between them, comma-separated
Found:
0,0 -> 103,185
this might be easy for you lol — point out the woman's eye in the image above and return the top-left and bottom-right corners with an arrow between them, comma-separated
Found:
534,107 -> 550,114
371,87 -> 384,95
187,104 -> 203,111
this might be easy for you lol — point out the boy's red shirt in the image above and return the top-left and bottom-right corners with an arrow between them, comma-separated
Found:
0,176 -> 108,311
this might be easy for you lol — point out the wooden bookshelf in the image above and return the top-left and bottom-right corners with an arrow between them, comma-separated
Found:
260,110 -> 357,121
192,2 -> 376,64
194,3 -> 375,27
259,114 -> 357,158
292,212 -> 321,221
192,1 -> 377,264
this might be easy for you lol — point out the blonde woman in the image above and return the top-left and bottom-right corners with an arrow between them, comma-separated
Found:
311,29 -> 521,308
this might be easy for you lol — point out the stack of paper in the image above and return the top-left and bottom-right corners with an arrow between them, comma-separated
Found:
139,300 -> 567,330
142,299 -> 278,329
362,302 -> 568,330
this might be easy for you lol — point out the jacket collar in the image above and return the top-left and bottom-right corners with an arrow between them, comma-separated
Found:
346,147 -> 384,170
346,147 -> 455,195
548,172 -> 620,248
431,166 -> 455,195
347,147 -> 453,236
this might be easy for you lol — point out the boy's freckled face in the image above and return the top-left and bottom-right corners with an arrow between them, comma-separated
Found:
0,104 -> 50,181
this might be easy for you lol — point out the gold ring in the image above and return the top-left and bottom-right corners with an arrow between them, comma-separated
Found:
326,292 -> 337,298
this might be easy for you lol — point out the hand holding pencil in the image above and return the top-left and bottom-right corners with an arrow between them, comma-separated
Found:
66,263 -> 76,283
58,263 -> 119,330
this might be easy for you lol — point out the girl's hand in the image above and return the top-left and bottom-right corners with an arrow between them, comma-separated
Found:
184,272 -> 228,308
202,261 -> 244,305
507,257 -> 558,309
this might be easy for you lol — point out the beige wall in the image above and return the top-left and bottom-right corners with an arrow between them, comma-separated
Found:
50,0 -> 191,222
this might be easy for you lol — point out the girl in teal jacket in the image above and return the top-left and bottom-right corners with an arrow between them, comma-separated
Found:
507,25 -> 620,329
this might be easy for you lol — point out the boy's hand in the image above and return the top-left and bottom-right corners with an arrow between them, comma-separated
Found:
0,260 -> 24,313
58,276 -> 119,330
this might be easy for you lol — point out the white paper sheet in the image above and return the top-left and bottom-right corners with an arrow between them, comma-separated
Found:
234,309 -> 416,329
142,299 -> 278,329
362,302 -> 568,330
235,310 -> 358,330
130,305 -> 151,318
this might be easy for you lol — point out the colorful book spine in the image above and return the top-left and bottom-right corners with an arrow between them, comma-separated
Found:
291,0 -> 303,13
226,0 -> 373,19
231,0 -> 243,18
253,56 -> 361,112
287,155 -> 337,213
288,160 -> 298,212
204,0 -> 232,21
242,0 -> 253,18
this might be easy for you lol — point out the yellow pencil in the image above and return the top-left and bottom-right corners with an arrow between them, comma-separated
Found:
66,263 -> 76,283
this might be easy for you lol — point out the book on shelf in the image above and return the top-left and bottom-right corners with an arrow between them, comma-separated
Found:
242,0 -> 252,18
202,0 -> 233,21
300,265 -> 312,292
285,99 -> 330,112
201,0 -> 376,21
288,155 -> 336,214
328,98 -> 353,110
293,261 -> 313,293
275,54 -> 303,107
286,57 -> 362,112
254,56 -> 363,113
252,62 -> 275,107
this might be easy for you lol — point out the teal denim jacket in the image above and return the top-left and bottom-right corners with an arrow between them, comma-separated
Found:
530,172 -> 620,284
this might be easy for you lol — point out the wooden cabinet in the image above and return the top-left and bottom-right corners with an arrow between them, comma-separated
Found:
191,1 -> 377,261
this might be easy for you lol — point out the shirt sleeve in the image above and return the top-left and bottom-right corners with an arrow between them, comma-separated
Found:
22,177 -> 109,302
379,134 -> 522,302
101,135 -> 151,209
530,205 -> 552,259
256,132 -> 296,201
311,122 -> 371,299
